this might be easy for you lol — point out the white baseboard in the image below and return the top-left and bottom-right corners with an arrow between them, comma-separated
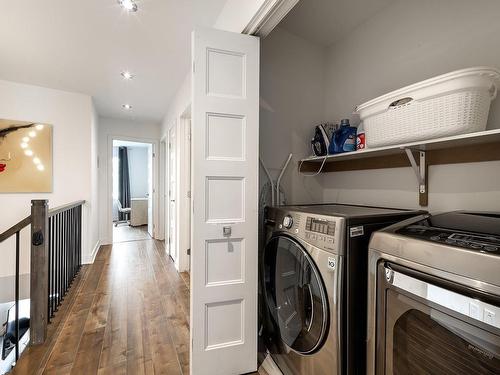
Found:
261,353 -> 282,375
83,240 -> 101,264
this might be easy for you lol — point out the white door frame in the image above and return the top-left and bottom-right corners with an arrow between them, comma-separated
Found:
106,135 -> 159,243
158,136 -> 167,241
167,124 -> 178,262
178,105 -> 192,272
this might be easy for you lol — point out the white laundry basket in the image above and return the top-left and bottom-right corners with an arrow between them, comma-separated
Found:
356,67 -> 500,148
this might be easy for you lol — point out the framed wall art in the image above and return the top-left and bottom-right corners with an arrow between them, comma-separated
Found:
0,119 -> 53,193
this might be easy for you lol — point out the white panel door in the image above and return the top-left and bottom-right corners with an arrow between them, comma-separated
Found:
191,27 -> 259,375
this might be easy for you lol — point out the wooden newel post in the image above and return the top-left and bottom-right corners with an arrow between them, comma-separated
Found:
30,199 -> 49,345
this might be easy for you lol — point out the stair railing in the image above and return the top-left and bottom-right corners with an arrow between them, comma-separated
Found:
0,199 -> 85,368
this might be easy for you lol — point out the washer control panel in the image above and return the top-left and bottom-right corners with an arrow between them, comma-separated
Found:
268,207 -> 344,255
304,216 -> 336,248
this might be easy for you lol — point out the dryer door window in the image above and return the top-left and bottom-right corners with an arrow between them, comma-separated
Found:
264,235 -> 329,354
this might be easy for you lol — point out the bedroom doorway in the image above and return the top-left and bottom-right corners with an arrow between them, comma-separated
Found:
112,139 -> 154,243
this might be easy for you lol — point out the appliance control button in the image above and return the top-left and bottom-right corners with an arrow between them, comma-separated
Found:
282,215 -> 293,229
484,246 -> 498,252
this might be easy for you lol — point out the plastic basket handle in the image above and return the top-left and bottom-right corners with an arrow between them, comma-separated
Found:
489,84 -> 498,100
389,97 -> 413,109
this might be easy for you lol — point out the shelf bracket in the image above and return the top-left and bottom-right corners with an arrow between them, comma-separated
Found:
404,148 -> 428,205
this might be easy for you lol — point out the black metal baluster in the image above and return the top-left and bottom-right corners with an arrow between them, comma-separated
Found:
70,208 -> 74,281
48,217 -> 52,320
57,213 -> 62,309
52,216 -> 56,315
63,210 -> 67,297
15,231 -> 20,362
64,210 -> 71,295
78,205 -> 81,268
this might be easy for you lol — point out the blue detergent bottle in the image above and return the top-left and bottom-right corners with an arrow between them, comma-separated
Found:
329,119 -> 357,154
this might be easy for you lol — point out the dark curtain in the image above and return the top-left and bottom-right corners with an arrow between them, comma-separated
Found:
118,146 -> 131,220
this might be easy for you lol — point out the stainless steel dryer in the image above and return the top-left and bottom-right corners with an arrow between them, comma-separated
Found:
261,204 -> 424,375
367,211 -> 500,375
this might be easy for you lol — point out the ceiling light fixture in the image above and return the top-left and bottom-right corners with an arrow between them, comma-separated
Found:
24,149 -> 33,156
33,157 -> 41,165
122,104 -> 133,110
35,124 -> 44,130
118,0 -> 138,12
20,143 -> 28,149
121,71 -> 134,80
37,164 -> 45,171
29,131 -> 36,138
22,137 -> 30,143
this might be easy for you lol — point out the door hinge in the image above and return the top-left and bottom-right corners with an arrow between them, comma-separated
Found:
187,190 -> 191,198
187,248 -> 191,255
153,152 -> 156,158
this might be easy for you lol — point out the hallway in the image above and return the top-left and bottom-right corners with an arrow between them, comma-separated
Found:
15,239 -> 190,375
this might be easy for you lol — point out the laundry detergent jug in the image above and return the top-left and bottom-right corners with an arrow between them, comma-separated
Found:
329,119 -> 357,154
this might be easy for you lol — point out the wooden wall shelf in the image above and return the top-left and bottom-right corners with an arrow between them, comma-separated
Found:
299,129 -> 500,206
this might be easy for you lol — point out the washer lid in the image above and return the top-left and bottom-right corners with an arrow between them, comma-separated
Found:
263,235 -> 329,354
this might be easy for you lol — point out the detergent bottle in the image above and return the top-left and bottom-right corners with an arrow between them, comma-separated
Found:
329,119 -> 357,154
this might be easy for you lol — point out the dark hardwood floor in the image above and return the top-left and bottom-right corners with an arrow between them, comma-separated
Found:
14,239 -> 266,375
15,239 -> 189,374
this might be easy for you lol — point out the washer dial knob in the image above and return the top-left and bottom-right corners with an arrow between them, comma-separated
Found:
282,215 -> 293,229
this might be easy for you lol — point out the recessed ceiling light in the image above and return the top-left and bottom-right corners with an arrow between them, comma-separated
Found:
118,0 -> 138,12
121,71 -> 134,80
33,157 -> 41,165
29,131 -> 37,138
35,124 -> 44,130
20,142 -> 28,149
22,137 -> 30,143
24,149 -> 33,156
37,164 -> 45,171
122,104 -> 133,110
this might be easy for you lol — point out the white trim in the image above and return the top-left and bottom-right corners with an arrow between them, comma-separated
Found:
261,354 -> 283,375
158,136 -> 167,241
83,240 -> 101,264
178,109 -> 191,272
242,0 -> 299,37
106,134 -> 159,244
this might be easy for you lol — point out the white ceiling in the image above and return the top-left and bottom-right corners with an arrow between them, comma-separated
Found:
279,0 -> 395,47
0,0 -> 227,123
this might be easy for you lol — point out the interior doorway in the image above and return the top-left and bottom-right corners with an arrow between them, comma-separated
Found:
164,108 -> 192,272
167,126 -> 177,260
112,139 -> 154,243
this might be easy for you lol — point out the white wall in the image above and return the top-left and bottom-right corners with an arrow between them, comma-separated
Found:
320,0 -> 500,211
127,146 -> 149,198
90,101 -> 99,261
215,0 -> 267,33
260,27 -> 325,204
0,80 -> 98,291
98,116 -> 160,244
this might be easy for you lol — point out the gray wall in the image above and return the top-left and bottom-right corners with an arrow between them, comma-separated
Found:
322,0 -> 500,211
261,0 -> 500,211
260,27 -> 325,204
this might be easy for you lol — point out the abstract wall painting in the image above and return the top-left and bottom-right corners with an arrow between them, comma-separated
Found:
0,119 -> 53,193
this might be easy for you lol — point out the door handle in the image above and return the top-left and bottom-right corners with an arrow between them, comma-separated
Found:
170,199 -> 176,202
